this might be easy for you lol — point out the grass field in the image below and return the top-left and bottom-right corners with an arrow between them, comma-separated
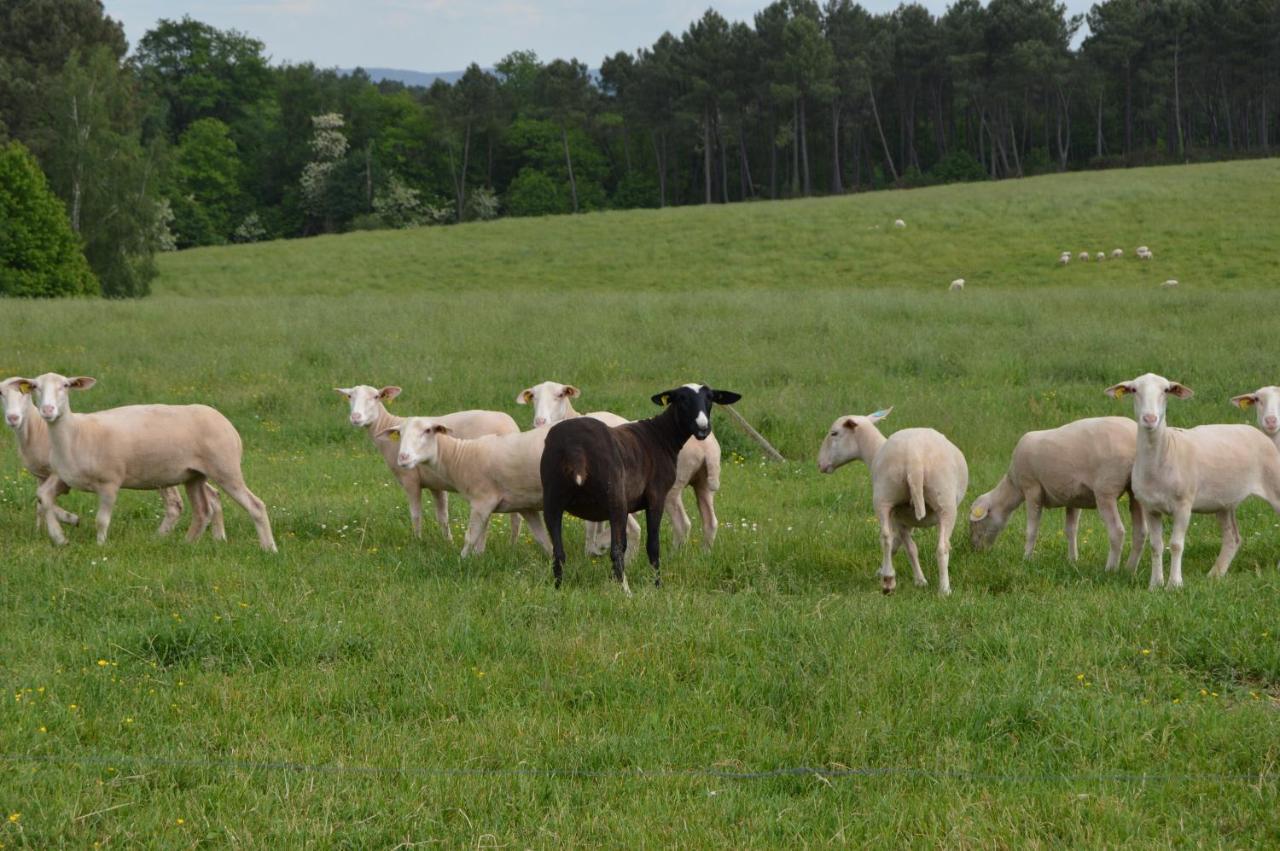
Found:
3,159 -> 1280,846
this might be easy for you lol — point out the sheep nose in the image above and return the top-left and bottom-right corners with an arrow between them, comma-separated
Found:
4,414 -> 17,425
398,453 -> 411,465
1266,416 -> 1278,429
40,406 -> 55,417
1142,414 -> 1158,426
534,417 -> 547,427
350,414 -> 362,424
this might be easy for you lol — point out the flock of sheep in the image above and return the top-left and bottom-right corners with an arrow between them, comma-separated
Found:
5,372 -> 1280,595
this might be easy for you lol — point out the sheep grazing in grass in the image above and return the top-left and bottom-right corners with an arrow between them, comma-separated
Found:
949,279 -> 965,292
968,417 -> 1146,572
1161,279 -> 1179,288
1058,253 -> 1071,265
1108,373 -> 1280,589
1078,251 -> 1091,262
894,218 -> 906,228
818,408 -> 969,596
1111,248 -> 1124,259
1096,252 -> 1106,262
1136,246 -> 1153,260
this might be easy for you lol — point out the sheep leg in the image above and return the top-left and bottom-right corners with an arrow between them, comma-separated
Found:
518,510 -> 552,557
1096,494 -> 1126,572
694,481 -> 717,550
403,478 -> 425,539
94,484 -> 120,545
213,475 -> 277,553
1064,507 -> 1081,563
876,504 -> 897,594
1126,496 -> 1147,572
584,521 -> 609,557
664,487 -> 692,550
1146,508 -> 1166,590
461,502 -> 496,557
936,508 -> 956,596
204,484 -> 226,541
896,522 -> 926,587
644,504 -> 663,588
183,478 -> 213,542
156,486 -> 184,537
1208,509 -> 1241,579
609,504 -> 632,596
545,505 -> 566,588
37,476 -> 79,528
1166,505 -> 1193,589
37,476 -> 69,546
624,514 -> 642,564
1023,498 -> 1043,560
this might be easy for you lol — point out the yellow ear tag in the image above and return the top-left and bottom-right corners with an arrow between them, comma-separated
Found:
18,381 -> 32,394
970,505 -> 987,520
660,395 -> 670,406
388,430 -> 400,443
1112,387 -> 1127,399
1238,397 -> 1255,409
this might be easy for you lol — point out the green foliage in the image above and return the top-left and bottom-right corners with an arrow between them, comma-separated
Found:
928,149 -> 988,184
2,162 -> 1280,844
167,118 -> 243,247
0,140 -> 97,296
504,167 -> 567,217
611,171 -> 661,209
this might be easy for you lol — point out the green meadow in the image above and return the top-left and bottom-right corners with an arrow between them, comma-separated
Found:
3,159 -> 1280,846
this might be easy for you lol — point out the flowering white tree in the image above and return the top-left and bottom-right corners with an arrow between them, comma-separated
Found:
299,113 -> 348,229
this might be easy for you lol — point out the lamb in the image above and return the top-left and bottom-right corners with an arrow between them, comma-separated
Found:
1231,386 -> 1280,449
381,418 -> 553,558
949,278 -> 965,292
518,381 -> 721,551
22,373 -> 274,550
968,417 -> 1146,572
2,377 -> 224,537
1107,373 -> 1280,588
336,385 -> 521,543
540,384 -> 740,593
1111,248 -> 1124,259
818,408 -> 968,595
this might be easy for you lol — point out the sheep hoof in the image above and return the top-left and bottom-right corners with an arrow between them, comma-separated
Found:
881,576 -> 896,594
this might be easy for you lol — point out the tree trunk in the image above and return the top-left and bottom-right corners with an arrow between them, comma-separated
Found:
791,98 -> 800,196
800,97 -> 811,196
1096,92 -> 1104,159
561,124 -> 578,213
1124,62 -> 1133,155
867,79 -> 898,183
718,112 -> 730,204
365,142 -> 373,210
1173,32 -> 1184,157
1008,112 -> 1023,177
737,118 -> 754,199
830,99 -> 843,194
703,106 -> 713,205
651,129 -> 666,208
769,107 -> 778,199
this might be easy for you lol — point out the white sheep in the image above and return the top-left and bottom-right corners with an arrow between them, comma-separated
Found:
2,377 -> 223,537
336,385 -> 520,543
1111,249 -> 1124,259
1161,279 -> 1178,288
1058,253 -> 1071,266
894,219 -> 906,228
23,373 -> 274,550
1231,386 -> 1280,449
1078,251 -> 1091,262
517,381 -> 717,551
949,278 -> 965,292
1107,373 -> 1280,589
969,417 -> 1146,571
381,418 -> 554,558
818,408 -> 968,595
1096,252 -> 1106,262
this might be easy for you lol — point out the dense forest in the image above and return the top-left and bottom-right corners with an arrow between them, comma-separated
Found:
0,0 -> 1277,296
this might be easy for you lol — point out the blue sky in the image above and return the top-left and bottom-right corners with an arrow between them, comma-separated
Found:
104,0 -> 1094,71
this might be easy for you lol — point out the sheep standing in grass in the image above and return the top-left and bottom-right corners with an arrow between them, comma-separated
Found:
968,417 -> 1146,572
1096,252 -> 1106,262
894,219 -> 906,228
1058,252 -> 1071,266
1136,246 -> 1153,260
949,278 -> 965,292
1161,279 -> 1179,288
1108,373 -> 1280,588
1231,387 -> 1280,449
1111,249 -> 1124,259
1078,251 -> 1090,262
818,408 -> 968,595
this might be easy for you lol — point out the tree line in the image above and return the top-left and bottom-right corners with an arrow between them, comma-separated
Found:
1,0 -> 1277,297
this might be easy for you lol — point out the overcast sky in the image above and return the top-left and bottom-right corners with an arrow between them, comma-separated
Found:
103,0 -> 1094,72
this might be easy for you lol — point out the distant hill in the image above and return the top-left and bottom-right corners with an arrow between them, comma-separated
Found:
338,67 -> 475,87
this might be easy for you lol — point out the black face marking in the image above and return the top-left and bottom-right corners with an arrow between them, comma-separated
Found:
650,385 -> 741,440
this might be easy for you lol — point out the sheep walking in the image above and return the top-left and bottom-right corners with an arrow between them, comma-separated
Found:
969,417 -> 1146,571
1108,373 -> 1280,588
22,374 -> 273,550
818,408 -> 968,595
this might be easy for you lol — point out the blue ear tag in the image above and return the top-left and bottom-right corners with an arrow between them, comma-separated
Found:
872,409 -> 889,418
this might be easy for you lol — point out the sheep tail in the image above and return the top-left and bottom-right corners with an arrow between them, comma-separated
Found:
907,455 -> 927,522
563,449 -> 589,488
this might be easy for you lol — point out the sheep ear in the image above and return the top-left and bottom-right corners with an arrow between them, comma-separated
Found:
651,390 -> 677,407
516,389 -> 533,405
377,427 -> 401,442
1232,393 -> 1258,410
841,417 -> 857,431
710,389 -> 741,405
16,379 -> 35,395
379,386 -> 402,401
334,387 -> 354,398
1105,383 -> 1133,399
1167,382 -> 1194,400
868,407 -> 892,423
564,385 -> 581,398
970,504 -> 988,520
68,376 -> 96,390
431,423 -> 452,435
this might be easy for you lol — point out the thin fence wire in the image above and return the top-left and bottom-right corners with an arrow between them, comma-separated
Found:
1,752 -> 1272,785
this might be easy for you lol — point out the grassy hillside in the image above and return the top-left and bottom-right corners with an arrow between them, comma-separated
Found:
2,160 -> 1280,846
